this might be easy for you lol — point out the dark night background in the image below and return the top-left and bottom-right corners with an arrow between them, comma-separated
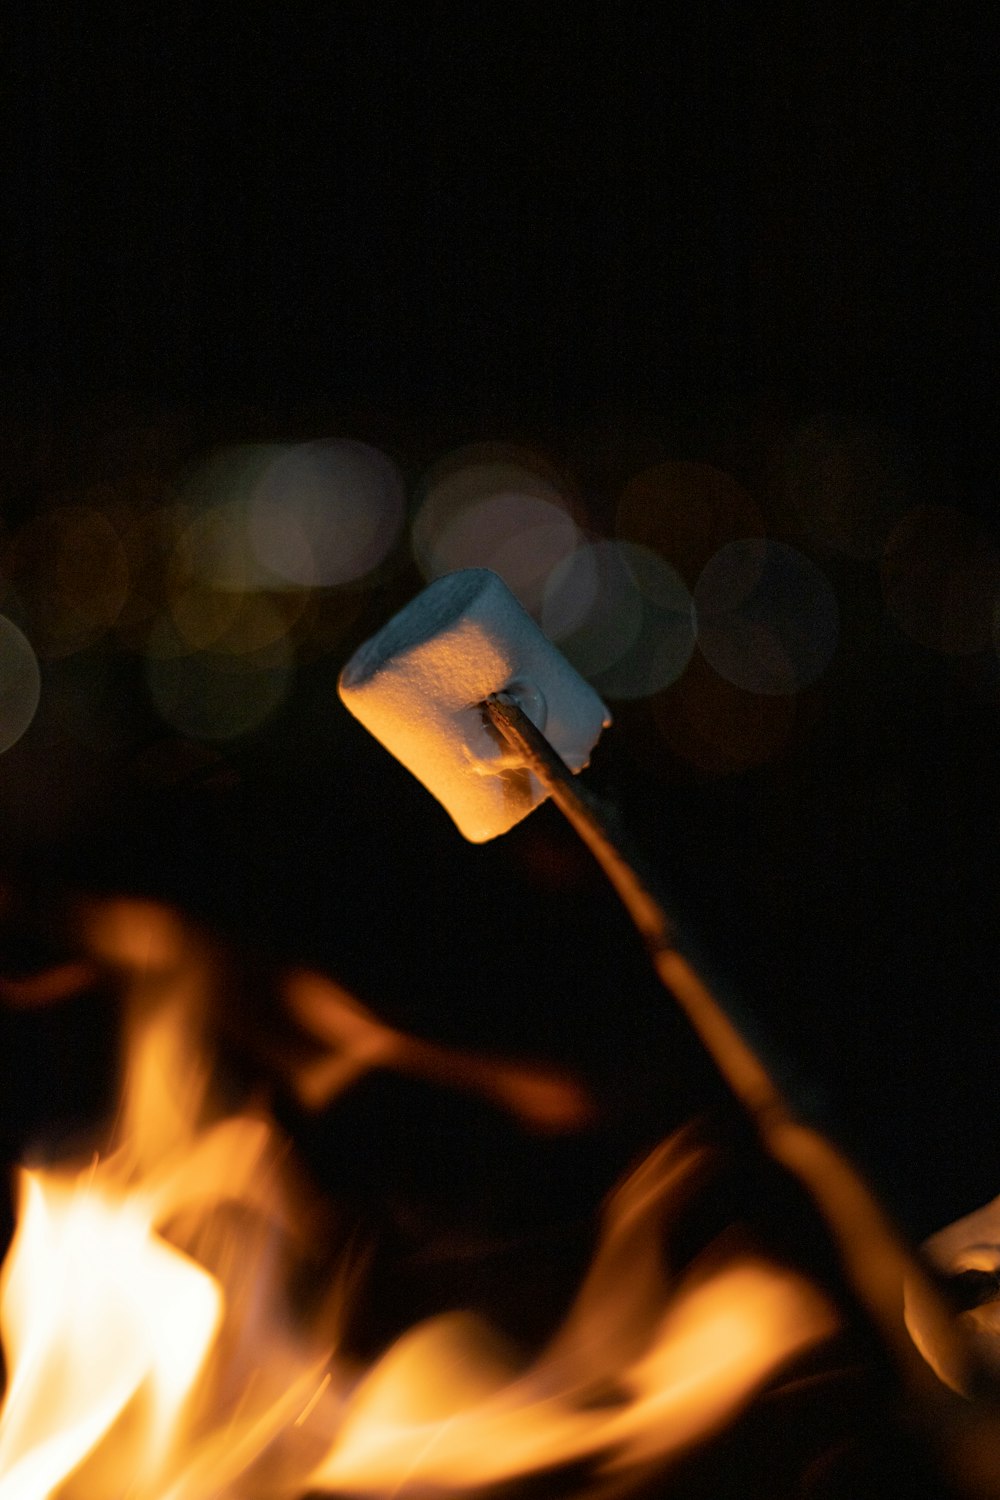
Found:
2,11 -> 1000,1490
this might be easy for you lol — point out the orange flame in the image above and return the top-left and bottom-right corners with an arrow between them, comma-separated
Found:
0,898 -> 838,1498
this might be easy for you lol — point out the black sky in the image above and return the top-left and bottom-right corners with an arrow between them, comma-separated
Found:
5,6 -> 996,469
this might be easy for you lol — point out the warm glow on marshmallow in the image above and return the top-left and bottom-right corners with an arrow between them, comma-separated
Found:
338,569 -> 611,841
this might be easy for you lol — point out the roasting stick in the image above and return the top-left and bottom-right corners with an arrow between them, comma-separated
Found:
489,696 -> 1000,1497
487,691 -> 1000,1499
483,692 -> 971,1393
339,568 -> 998,1489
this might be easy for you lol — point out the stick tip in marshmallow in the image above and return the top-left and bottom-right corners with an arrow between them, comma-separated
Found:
339,569 -> 611,841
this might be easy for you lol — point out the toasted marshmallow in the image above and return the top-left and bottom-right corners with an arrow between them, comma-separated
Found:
339,569 -> 611,841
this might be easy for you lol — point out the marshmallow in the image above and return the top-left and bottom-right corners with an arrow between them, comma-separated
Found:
339,569 -> 611,841
905,1193 -> 1000,1390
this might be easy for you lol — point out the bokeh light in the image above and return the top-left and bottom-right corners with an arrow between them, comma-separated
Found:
144,620 -> 295,741
693,540 -> 839,695
177,440 -> 406,595
615,462 -> 764,587
180,444 -> 287,569
542,541 -> 695,697
175,498 -> 269,593
412,445 -> 581,614
248,440 -> 406,587
167,578 -> 244,651
1,506 -> 130,658
112,503 -> 193,650
170,586 -> 306,656
881,504 -> 1000,656
164,498 -> 312,656
0,616 -> 42,754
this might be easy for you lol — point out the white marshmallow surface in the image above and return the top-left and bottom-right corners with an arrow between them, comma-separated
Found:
339,569 -> 611,841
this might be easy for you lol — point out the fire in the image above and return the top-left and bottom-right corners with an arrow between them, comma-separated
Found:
0,1167 -> 222,1499
0,898 -> 837,1498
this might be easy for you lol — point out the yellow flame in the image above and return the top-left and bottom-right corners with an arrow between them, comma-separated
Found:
310,1139 -> 836,1494
0,1168 -> 221,1500
0,898 -> 839,1498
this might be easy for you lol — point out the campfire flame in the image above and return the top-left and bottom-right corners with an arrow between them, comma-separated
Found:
0,899 -> 837,1498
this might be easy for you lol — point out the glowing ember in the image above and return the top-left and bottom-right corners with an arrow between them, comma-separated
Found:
0,900 -> 838,1498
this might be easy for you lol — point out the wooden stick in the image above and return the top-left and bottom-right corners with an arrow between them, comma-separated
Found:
484,692 -> 985,1428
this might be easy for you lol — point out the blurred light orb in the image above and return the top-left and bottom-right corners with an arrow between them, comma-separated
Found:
433,494 -> 580,616
168,579 -> 244,651
413,446 -> 580,614
1,505 -> 130,657
882,504 -> 1000,656
616,462 -> 764,587
182,444 -> 286,516
0,615 -> 41,754
176,499 -> 266,593
167,492 -> 312,654
693,540 -> 839,695
542,541 -> 695,697
249,440 -> 406,587
113,503 -> 193,648
178,445 -> 285,590
144,629 -> 294,741
168,584 -> 302,656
